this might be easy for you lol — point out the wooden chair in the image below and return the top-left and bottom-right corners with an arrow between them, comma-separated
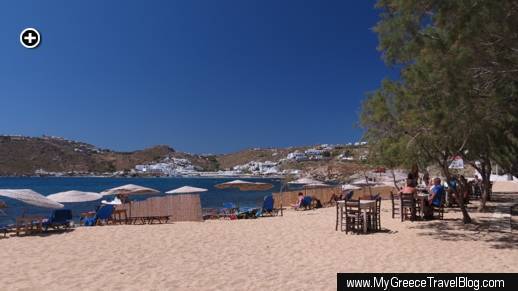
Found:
400,193 -> 416,222
390,192 -> 400,219
431,193 -> 446,220
369,197 -> 381,231
335,201 -> 340,231
340,199 -> 363,234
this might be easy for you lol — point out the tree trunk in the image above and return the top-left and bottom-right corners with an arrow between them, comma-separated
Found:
391,168 -> 400,191
442,165 -> 471,224
456,177 -> 472,224
477,158 -> 492,211
364,170 -> 373,197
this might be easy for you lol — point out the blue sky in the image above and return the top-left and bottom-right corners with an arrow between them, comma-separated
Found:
0,0 -> 391,153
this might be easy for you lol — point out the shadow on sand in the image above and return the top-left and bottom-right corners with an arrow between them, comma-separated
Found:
408,193 -> 517,250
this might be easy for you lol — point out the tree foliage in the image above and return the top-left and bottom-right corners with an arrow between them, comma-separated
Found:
362,0 -> 518,222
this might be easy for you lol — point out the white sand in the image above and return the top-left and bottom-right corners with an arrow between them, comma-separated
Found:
493,180 -> 518,193
1,197 -> 517,291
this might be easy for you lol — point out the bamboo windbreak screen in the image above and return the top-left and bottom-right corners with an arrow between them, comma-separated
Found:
272,186 -> 342,209
272,185 -> 397,208
117,193 -> 203,222
168,194 -> 203,222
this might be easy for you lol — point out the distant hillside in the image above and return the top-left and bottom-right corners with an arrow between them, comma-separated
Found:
0,136 -> 218,176
0,135 -> 368,178
214,145 -> 370,182
216,147 -> 309,170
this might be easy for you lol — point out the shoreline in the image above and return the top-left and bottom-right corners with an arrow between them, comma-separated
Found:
0,174 -> 286,179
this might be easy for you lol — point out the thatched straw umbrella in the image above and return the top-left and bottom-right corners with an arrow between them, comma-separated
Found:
47,190 -> 102,203
166,186 -> 208,194
100,184 -> 160,196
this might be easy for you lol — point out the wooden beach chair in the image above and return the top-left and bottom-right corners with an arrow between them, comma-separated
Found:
390,191 -> 400,219
368,196 -> 382,231
341,199 -> 363,234
400,193 -> 416,222
431,193 -> 446,220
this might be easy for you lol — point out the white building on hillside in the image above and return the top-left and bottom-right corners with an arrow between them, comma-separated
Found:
287,151 -> 307,161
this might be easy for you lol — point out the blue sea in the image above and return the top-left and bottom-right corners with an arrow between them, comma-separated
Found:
0,177 -> 282,224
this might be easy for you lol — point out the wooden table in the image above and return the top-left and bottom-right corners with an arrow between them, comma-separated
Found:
337,200 -> 376,233
416,193 -> 429,218
15,215 -> 45,236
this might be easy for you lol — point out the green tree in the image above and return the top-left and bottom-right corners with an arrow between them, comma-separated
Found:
362,0 -> 518,220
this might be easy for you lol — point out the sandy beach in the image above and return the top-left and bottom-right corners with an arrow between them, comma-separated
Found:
1,194 -> 517,291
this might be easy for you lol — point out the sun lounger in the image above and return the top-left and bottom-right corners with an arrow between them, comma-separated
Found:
43,209 -> 73,231
13,216 -> 46,235
83,205 -> 114,226
0,224 -> 13,237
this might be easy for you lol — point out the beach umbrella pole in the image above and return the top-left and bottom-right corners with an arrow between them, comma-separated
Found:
280,182 -> 284,216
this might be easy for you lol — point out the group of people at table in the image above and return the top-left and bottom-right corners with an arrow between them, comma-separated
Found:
323,171 -> 476,221
401,174 -> 444,219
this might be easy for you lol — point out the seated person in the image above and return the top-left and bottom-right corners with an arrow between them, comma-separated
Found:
429,178 -> 445,207
292,192 -> 304,209
327,192 -> 344,205
400,179 -> 417,196
422,178 -> 444,219
313,197 -> 323,209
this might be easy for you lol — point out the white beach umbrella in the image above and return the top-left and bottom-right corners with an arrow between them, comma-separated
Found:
0,189 -> 64,209
47,190 -> 102,203
215,180 -> 273,191
166,186 -> 208,194
100,184 -> 160,196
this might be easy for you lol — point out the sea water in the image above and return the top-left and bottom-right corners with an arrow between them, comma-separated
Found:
0,177 -> 282,224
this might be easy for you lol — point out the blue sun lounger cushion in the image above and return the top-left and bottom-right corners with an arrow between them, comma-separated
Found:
43,209 -> 73,231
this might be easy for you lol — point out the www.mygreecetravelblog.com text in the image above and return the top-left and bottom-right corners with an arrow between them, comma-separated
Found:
337,273 -> 516,290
